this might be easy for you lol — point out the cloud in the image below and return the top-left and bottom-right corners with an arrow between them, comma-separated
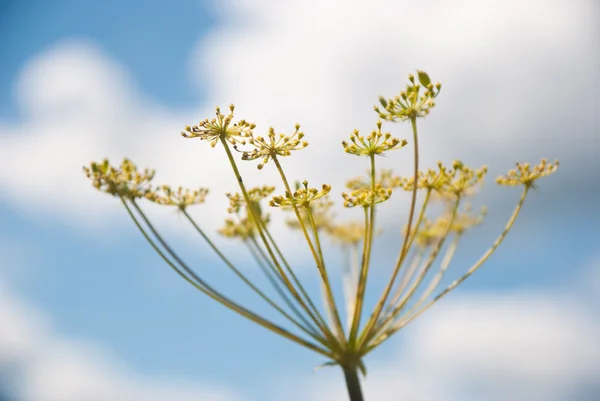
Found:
284,289 -> 600,401
0,282 -> 241,401
1,0 -> 597,237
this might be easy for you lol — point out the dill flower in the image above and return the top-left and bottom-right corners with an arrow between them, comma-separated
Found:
496,158 -> 559,188
182,104 -> 255,147
270,181 -> 331,209
342,121 -> 407,157
375,70 -> 442,121
83,159 -> 154,199
145,185 -> 209,210
341,185 -> 393,208
242,124 -> 309,169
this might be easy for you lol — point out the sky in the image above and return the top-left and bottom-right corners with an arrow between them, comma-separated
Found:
0,0 -> 599,400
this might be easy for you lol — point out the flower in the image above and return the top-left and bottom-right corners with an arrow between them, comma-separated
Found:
399,160 -> 487,197
182,104 -> 255,147
145,185 -> 209,210
226,186 -> 276,214
341,184 -> 393,208
242,124 -> 309,169
270,181 -> 331,209
375,71 -> 441,121
342,121 -> 407,157
346,169 -> 401,191
83,159 -> 154,199
496,158 -> 559,188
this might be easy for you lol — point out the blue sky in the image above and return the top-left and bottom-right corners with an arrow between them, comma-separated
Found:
1,1 -> 599,401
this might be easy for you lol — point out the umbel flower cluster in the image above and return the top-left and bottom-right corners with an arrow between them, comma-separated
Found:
84,71 -> 558,401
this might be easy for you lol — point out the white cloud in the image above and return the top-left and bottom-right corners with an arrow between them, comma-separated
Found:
1,0 -> 597,236
285,290 -> 600,401
0,282 -> 241,401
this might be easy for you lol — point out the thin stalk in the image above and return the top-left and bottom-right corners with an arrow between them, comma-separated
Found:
397,186 -> 529,329
121,197 -> 332,357
382,188 -> 432,314
221,138 -> 342,351
244,237 -> 322,336
272,155 -> 346,346
348,155 -> 377,346
342,243 -> 360,334
181,209 -> 322,341
364,187 -> 529,354
356,116 -> 420,349
307,207 -> 346,340
361,197 -> 460,350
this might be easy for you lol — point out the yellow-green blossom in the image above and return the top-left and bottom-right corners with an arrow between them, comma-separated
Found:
496,158 -> 559,188
270,181 -> 331,209
83,159 -> 154,199
341,185 -> 392,208
226,186 -> 275,214
145,185 -> 209,210
342,121 -> 407,157
375,71 -> 441,121
242,124 -> 309,169
182,104 -> 255,147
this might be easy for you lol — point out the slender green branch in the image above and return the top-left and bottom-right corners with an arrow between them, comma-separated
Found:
221,138 -> 342,351
361,196 -> 460,350
348,155 -> 377,346
182,209 -> 324,342
244,237 -> 322,337
356,116 -> 420,350
364,187 -> 529,354
396,186 -> 530,329
121,197 -> 333,357
272,155 -> 346,346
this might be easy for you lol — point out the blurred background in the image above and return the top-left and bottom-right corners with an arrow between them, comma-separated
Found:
0,0 -> 599,400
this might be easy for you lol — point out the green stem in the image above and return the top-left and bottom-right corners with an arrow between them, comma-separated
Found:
356,116 -> 419,350
364,187 -> 529,354
244,237 -> 322,336
220,138 -> 341,351
181,209 -> 323,342
343,366 -> 365,401
121,197 -> 332,357
348,155 -> 377,346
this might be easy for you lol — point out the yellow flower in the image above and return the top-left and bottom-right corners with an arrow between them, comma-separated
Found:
226,186 -> 276,214
83,159 -> 154,199
341,184 -> 392,208
270,181 -> 331,209
346,169 -> 401,191
375,71 -> 441,121
242,124 -> 309,169
342,121 -> 407,157
145,185 -> 209,210
182,104 -> 255,148
496,158 -> 559,188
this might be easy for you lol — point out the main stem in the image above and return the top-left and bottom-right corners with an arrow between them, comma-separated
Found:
343,366 -> 365,401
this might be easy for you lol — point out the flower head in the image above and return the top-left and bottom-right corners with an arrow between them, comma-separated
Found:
242,124 -> 309,169
346,169 -> 401,191
83,159 -> 154,199
341,184 -> 393,208
375,71 -> 441,121
496,158 -> 559,188
219,215 -> 270,240
270,180 -> 331,209
400,160 -> 487,197
226,186 -> 275,214
343,121 -> 407,157
145,185 -> 209,210
182,104 -> 255,147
